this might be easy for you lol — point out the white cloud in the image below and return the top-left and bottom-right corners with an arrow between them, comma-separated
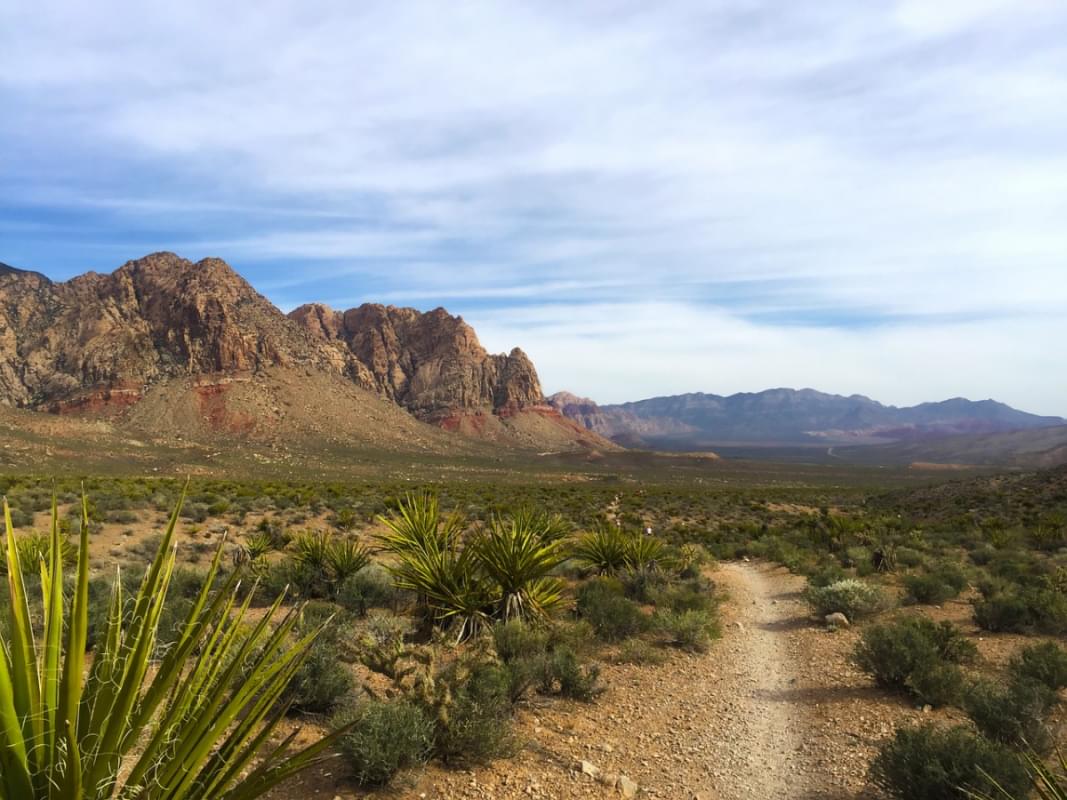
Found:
2,1 -> 1066,412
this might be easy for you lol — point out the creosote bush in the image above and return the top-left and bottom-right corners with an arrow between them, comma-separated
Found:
853,616 -> 976,706
576,577 -> 649,642
804,578 -> 889,622
871,724 -> 1030,800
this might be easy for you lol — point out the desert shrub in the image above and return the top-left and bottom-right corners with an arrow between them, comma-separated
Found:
903,563 -> 967,606
962,677 -> 1055,751
1010,641 -> 1067,691
492,618 -> 549,664
436,663 -> 517,765
612,639 -> 669,665
648,576 -> 716,614
853,617 -> 975,706
804,578 -> 888,622
870,724 -> 1030,800
544,646 -> 603,701
8,506 -> 34,528
105,509 -> 138,524
287,632 -> 354,714
655,609 -> 720,653
576,577 -> 649,642
336,564 -> 400,615
492,620 -> 602,702
339,700 -> 434,786
974,587 -> 1067,634
807,563 -> 847,588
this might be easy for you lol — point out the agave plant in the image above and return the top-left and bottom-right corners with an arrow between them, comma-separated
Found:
473,513 -> 566,621
0,492 -> 348,800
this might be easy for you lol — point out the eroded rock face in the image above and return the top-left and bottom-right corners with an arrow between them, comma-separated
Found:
0,252 -> 352,410
0,252 -> 546,430
289,302 -> 544,418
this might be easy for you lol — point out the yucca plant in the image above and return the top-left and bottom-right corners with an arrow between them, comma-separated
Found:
624,534 -> 667,574
0,492 -> 349,800
325,537 -> 372,583
571,526 -> 629,574
968,748 -> 1067,800
0,530 -> 75,577
473,513 -> 566,622
377,494 -> 492,640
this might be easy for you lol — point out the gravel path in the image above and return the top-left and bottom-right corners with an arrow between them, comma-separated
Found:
701,561 -> 812,798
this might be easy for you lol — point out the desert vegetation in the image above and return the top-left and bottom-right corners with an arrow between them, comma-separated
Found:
0,465 -> 1064,796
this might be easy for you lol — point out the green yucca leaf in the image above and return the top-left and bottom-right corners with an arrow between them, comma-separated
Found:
0,487 -> 346,800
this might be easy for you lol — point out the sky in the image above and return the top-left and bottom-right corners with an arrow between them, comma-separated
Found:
2,1 -> 1066,415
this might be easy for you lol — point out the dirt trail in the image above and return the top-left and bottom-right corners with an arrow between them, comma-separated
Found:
702,561 -> 813,798
289,561 -> 888,799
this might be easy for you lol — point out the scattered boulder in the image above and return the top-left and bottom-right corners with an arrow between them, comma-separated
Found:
825,611 -> 850,629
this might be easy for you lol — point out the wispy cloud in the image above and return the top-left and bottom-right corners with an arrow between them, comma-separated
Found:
1,0 -> 1065,413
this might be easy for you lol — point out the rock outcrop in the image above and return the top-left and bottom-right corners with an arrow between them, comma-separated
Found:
0,252 -> 350,413
0,252 -> 591,451
290,302 -> 543,419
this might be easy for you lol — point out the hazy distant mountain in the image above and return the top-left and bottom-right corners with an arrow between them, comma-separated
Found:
549,388 -> 1065,451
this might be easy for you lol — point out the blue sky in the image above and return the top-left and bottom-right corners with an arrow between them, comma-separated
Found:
2,1 -> 1066,414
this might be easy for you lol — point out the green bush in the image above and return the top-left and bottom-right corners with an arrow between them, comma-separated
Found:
436,663 -> 517,765
804,578 -> 888,621
853,617 -> 975,706
962,677 -> 1055,751
1010,641 -> 1067,691
903,563 -> 967,605
656,609 -> 720,653
546,646 -> 602,701
339,700 -> 434,786
870,724 -> 1030,800
612,639 -> 669,665
974,587 -> 1067,634
335,564 -> 400,615
576,577 -> 649,641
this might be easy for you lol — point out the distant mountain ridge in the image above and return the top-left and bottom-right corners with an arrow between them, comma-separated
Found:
548,388 -> 1065,450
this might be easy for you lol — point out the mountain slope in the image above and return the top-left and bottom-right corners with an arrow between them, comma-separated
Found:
0,252 -> 607,453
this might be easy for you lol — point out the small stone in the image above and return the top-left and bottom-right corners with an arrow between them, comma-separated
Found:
825,612 -> 850,629
617,775 -> 640,798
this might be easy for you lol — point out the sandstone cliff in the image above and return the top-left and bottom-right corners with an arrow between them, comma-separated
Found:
0,252 -> 357,413
289,302 -> 543,419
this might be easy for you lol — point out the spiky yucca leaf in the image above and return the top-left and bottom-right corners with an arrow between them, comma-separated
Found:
571,526 -> 629,574
0,489 -> 349,800
624,534 -> 667,573
968,748 -> 1067,800
326,537 -> 372,583
474,514 -> 566,621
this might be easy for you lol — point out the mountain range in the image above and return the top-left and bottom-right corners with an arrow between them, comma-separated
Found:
547,389 -> 1067,460
1,251 -> 1063,470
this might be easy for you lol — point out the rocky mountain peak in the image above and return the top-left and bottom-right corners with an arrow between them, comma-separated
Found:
290,301 -> 543,419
